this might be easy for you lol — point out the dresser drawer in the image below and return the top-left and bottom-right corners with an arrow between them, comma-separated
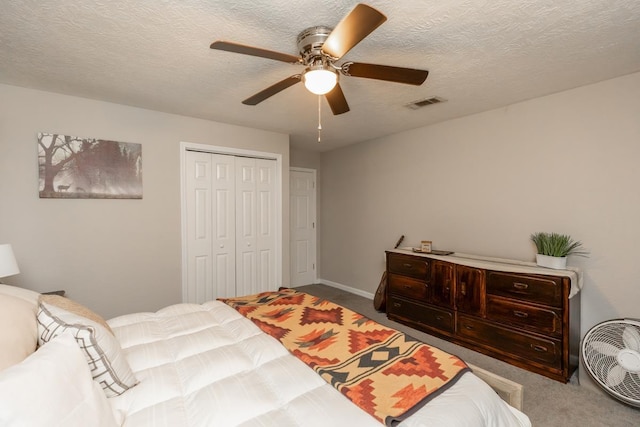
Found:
487,296 -> 563,337
388,273 -> 430,301
388,253 -> 429,280
486,271 -> 563,307
388,296 -> 454,333
457,314 -> 561,368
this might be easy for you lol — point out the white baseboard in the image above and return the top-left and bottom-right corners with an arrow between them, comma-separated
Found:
318,278 -> 375,300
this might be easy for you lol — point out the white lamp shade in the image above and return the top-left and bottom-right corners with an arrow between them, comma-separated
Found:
0,244 -> 20,278
303,68 -> 337,95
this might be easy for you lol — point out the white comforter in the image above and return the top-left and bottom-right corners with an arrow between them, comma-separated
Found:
107,301 -> 531,427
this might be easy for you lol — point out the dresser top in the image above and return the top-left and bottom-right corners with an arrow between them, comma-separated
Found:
387,248 -> 582,298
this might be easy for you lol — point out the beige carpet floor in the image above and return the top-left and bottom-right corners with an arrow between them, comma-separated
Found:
297,284 -> 640,427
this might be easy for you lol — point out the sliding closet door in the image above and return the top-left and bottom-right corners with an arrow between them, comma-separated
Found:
211,154 -> 237,298
235,157 -> 277,295
185,151 -> 212,303
185,151 -> 236,303
185,151 -> 276,303
256,159 -> 277,292
235,157 -> 257,295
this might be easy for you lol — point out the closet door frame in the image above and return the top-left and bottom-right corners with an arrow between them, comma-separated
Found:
179,141 -> 283,302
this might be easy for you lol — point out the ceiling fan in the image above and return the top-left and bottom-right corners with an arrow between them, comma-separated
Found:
210,3 -> 429,115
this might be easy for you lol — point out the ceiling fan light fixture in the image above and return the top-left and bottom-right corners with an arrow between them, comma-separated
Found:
303,67 -> 337,95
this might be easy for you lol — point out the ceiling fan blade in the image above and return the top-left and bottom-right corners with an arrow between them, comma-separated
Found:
322,4 -> 387,60
325,83 -> 350,115
242,75 -> 301,106
342,62 -> 428,85
210,41 -> 301,64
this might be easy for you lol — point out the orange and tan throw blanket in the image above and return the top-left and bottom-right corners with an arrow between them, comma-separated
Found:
220,289 -> 469,426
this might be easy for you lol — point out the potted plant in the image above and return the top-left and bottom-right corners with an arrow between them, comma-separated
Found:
530,232 -> 588,269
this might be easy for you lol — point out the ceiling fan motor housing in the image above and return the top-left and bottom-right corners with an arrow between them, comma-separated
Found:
297,26 -> 338,95
297,26 -> 333,64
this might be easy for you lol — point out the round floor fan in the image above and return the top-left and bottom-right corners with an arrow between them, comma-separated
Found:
581,318 -> 640,407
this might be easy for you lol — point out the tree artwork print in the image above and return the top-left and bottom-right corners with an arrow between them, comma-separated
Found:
38,133 -> 142,199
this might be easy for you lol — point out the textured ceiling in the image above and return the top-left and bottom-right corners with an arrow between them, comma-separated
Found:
1,0 -> 639,152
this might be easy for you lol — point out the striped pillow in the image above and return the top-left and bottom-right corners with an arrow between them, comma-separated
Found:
37,302 -> 137,397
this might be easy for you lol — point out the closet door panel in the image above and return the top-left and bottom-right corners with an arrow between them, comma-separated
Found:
236,157 -> 258,296
212,154 -> 236,298
185,151 -> 213,303
256,159 -> 277,291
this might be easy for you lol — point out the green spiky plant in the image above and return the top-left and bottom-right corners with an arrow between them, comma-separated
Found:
530,232 -> 588,257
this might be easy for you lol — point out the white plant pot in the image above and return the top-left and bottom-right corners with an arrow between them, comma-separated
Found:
536,254 -> 567,270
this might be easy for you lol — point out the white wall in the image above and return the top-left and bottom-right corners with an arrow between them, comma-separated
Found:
290,147 -> 321,171
0,84 -> 290,318
320,72 -> 640,337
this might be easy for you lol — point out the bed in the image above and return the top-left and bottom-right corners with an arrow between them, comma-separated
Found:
0,284 -> 531,427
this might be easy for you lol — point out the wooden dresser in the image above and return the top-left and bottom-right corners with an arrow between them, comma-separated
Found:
385,250 -> 581,382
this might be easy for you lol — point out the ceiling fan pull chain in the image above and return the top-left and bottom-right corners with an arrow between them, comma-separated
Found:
317,95 -> 322,143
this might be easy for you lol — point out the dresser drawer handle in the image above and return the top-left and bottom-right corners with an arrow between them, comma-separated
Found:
464,324 -> 474,330
436,316 -> 443,321
532,344 -> 548,352
403,263 -> 413,268
513,310 -> 529,318
393,302 -> 401,308
513,282 -> 529,290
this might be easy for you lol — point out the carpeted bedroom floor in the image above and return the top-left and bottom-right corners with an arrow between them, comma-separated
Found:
297,284 -> 640,427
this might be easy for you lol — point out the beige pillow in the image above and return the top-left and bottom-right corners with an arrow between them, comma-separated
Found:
0,294 -> 38,372
0,284 -> 40,306
39,294 -> 113,335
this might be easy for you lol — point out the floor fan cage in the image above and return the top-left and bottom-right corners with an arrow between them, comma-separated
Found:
581,318 -> 640,407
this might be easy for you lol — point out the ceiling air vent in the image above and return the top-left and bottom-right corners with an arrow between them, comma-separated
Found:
406,96 -> 446,110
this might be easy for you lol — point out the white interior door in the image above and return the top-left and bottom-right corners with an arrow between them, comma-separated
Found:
290,168 -> 317,286
185,151 -> 277,303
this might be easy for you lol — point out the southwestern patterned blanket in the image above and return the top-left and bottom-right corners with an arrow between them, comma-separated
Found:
220,289 -> 469,426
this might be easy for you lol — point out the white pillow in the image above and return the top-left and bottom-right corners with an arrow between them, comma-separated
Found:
0,334 -> 120,427
37,301 -> 138,397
